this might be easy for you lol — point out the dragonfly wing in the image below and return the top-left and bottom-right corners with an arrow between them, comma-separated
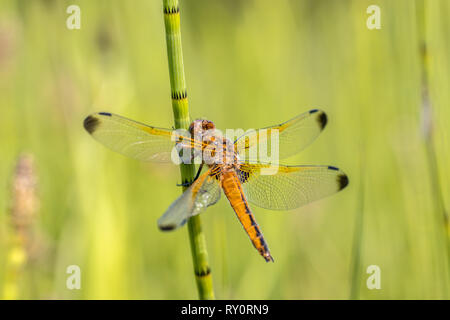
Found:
84,112 -> 200,163
238,162 -> 348,210
235,109 -> 327,161
158,169 -> 221,230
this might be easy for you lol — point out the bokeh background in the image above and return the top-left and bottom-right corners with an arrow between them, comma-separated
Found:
0,0 -> 449,299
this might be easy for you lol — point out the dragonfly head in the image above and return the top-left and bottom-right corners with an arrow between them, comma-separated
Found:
189,119 -> 216,136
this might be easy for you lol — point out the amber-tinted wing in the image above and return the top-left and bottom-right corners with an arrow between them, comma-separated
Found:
158,168 -> 221,230
83,112 -> 203,162
234,109 -> 327,162
238,162 -> 348,210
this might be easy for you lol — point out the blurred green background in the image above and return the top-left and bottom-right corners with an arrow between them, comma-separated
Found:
0,0 -> 449,299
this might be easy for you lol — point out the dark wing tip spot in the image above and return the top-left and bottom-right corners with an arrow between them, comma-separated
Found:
309,109 -> 319,114
328,166 -> 339,171
317,111 -> 327,130
83,115 -> 100,134
159,224 -> 176,231
99,112 -> 112,116
337,173 -> 349,190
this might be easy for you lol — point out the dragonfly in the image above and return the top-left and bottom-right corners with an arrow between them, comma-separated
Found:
83,109 -> 348,262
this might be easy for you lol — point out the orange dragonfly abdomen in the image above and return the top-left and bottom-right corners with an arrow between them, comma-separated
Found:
220,170 -> 274,262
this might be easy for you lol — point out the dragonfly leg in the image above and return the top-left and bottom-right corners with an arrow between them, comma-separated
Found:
177,163 -> 204,187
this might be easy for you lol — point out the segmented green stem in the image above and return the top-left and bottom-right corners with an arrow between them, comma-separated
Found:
162,0 -> 215,300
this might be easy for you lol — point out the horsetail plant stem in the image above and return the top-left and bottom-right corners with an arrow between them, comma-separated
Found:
162,0 -> 215,300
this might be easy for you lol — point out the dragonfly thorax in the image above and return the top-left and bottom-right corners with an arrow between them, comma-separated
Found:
188,119 -> 237,167
203,136 -> 237,167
